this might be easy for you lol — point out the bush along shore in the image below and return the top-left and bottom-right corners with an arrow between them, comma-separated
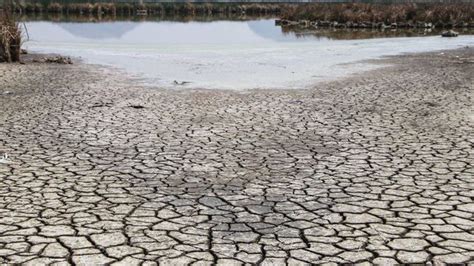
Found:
277,3 -> 474,29
12,2 -> 288,16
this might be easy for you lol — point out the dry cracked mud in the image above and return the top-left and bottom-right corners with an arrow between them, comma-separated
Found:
0,48 -> 473,265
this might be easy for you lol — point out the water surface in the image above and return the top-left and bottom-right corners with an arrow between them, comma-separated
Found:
23,19 -> 474,89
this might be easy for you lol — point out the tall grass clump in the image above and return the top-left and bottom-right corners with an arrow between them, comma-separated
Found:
0,8 -> 21,62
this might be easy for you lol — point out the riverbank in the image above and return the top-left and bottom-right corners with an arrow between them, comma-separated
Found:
0,48 -> 473,264
13,2 -> 287,17
13,2 -> 474,28
279,3 -> 474,29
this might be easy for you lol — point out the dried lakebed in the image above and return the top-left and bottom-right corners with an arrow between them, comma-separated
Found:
0,48 -> 474,264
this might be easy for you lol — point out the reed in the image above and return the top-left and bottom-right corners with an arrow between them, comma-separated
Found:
13,2 -> 288,16
1,6 -> 22,62
281,3 -> 474,26
12,2 -> 474,28
20,12 -> 276,23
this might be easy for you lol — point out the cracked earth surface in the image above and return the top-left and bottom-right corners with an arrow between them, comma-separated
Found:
0,48 -> 473,265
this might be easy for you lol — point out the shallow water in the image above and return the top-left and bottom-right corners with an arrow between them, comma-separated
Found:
23,19 -> 474,90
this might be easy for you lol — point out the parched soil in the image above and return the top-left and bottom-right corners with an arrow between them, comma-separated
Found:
0,47 -> 473,264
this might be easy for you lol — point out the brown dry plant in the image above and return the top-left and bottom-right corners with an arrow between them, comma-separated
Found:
0,9 -> 21,62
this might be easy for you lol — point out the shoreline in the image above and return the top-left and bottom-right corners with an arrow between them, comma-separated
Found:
22,36 -> 474,91
12,2 -> 474,28
9,45 -> 474,94
1,47 -> 473,264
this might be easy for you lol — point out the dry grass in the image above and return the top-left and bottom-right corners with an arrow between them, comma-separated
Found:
12,2 -> 474,25
0,10 -> 21,62
281,3 -> 474,25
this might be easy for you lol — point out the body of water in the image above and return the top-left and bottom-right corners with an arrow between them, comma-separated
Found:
23,19 -> 474,90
